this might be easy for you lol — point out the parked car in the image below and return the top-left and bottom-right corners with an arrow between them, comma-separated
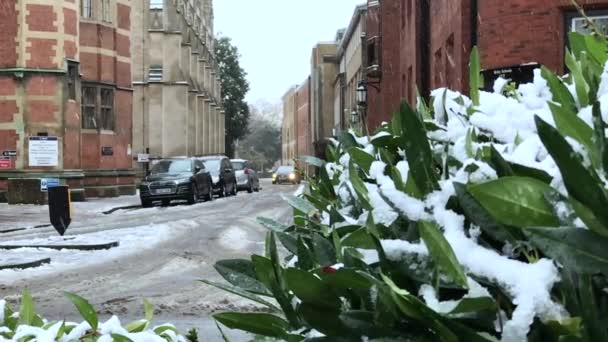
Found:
139,158 -> 213,207
272,165 -> 300,185
231,159 -> 260,193
199,156 -> 237,197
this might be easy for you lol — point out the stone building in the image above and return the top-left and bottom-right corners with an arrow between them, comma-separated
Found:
131,0 -> 223,168
0,0 -> 135,202
281,85 -> 297,164
365,0 -> 608,131
296,77 -> 311,160
333,4 -> 367,134
310,42 -> 338,158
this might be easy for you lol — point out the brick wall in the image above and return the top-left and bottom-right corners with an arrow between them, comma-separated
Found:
296,77 -> 311,158
0,2 -> 18,68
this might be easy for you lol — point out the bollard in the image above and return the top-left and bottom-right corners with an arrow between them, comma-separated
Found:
48,185 -> 71,236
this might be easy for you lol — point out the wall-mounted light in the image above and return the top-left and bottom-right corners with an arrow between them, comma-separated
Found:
351,110 -> 359,124
357,83 -> 367,107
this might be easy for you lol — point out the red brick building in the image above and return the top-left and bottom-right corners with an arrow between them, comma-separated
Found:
296,77 -> 311,159
365,0 -> 608,131
0,0 -> 134,201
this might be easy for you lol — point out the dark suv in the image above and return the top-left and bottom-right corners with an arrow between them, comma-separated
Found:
139,158 -> 213,207
198,156 -> 237,197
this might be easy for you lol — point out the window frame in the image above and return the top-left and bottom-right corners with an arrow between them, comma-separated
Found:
101,0 -> 112,23
81,0 -> 93,19
100,87 -> 114,131
81,86 -> 97,129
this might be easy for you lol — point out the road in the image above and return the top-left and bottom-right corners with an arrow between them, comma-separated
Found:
0,180 -> 297,341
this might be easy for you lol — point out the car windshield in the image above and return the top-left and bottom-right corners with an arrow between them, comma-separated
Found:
277,166 -> 294,175
150,159 -> 192,174
232,161 -> 245,171
203,159 -> 221,175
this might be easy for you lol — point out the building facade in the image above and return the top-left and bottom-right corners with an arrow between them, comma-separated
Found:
310,42 -> 338,158
0,0 -> 135,201
281,85 -> 297,164
131,0 -> 223,169
365,0 -> 608,131
334,4 -> 367,133
295,77 -> 311,160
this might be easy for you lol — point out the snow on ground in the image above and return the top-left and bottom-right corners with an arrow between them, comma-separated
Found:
0,219 -> 196,285
0,194 -> 141,230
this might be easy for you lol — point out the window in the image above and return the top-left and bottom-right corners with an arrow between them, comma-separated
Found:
150,0 -> 164,9
571,15 -> 608,35
67,62 -> 79,100
81,0 -> 92,19
149,66 -> 163,82
82,86 -> 97,129
81,86 -> 115,131
100,88 -> 114,130
101,0 -> 112,23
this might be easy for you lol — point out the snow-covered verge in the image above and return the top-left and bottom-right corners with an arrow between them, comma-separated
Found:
0,293 -> 190,342
202,35 -> 608,341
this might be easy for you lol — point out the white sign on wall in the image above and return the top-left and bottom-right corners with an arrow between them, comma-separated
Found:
29,136 -> 59,167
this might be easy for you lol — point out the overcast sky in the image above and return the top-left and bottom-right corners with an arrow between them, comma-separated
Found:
214,0 -> 364,104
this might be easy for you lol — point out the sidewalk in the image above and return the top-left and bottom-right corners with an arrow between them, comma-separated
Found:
0,194 -> 141,231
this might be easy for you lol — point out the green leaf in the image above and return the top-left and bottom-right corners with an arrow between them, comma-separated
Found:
348,147 -> 375,173
469,46 -> 483,106
536,115 -> 608,228
124,319 -> 147,333
285,268 -> 341,309
348,160 -> 372,210
143,299 -> 154,322
64,292 -> 98,332
565,49 -> 590,107
200,279 -> 280,311
312,233 -> 337,267
111,334 -> 134,342
266,232 -> 280,266
468,177 -> 560,228
548,102 -> 597,166
298,155 -> 325,167
578,274 -> 608,341
541,66 -> 577,114
454,183 -> 523,243
282,195 -> 318,216
525,227 -> 608,275
214,313 -> 289,338
448,297 -> 496,315
214,259 -> 271,296
153,324 -> 178,336
320,269 -> 373,290
257,217 -> 289,232
398,101 -> 439,195
19,289 -> 35,326
569,197 -> 608,237
418,221 -> 468,289
277,231 -> 299,254
296,237 -> 315,270
465,128 -> 475,158
341,227 -> 376,249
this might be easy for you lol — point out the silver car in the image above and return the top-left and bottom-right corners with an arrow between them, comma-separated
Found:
231,159 -> 260,193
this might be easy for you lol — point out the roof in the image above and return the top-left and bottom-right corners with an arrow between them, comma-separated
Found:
197,155 -> 227,160
230,159 -> 248,162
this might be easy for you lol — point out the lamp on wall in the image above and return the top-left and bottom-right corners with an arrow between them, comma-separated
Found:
356,83 -> 367,107
351,110 -> 359,124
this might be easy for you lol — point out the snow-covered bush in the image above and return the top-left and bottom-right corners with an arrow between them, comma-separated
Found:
205,31 -> 608,342
0,290 -> 187,342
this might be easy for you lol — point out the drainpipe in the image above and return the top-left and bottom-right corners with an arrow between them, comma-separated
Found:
471,0 -> 478,48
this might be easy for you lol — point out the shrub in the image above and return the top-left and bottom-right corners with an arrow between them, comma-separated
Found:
0,290 -> 186,341
204,32 -> 608,341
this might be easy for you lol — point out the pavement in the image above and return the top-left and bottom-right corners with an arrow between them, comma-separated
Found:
0,179 -> 297,341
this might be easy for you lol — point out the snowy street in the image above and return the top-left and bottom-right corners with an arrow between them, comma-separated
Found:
0,179 -> 295,341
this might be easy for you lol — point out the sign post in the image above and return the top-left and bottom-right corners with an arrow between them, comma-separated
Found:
29,137 -> 58,167
48,186 -> 71,236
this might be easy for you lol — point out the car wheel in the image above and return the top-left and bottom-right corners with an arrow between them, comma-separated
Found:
161,199 -> 171,207
187,183 -> 198,205
141,199 -> 153,208
205,182 -> 214,201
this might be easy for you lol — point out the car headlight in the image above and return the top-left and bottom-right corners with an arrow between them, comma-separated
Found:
288,173 -> 296,180
272,174 -> 277,179
173,178 -> 191,185
212,176 -> 219,184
